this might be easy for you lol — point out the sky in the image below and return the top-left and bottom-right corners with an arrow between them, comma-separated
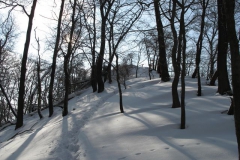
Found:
10,0 -> 59,61
9,0 -> 152,67
0,67 -> 238,160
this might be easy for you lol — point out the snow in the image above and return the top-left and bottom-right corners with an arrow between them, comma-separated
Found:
0,67 -> 238,160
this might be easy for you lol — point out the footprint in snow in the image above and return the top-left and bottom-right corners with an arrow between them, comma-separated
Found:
150,149 -> 155,152
165,147 -> 170,150
118,156 -> 127,160
135,153 -> 141,155
196,143 -> 200,145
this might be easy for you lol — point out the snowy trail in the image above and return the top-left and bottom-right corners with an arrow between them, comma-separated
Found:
0,82 -> 120,160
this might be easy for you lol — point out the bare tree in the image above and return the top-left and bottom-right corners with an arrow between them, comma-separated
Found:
105,0 -> 144,111
0,15 -> 18,120
62,0 -> 78,117
119,58 -> 131,89
106,0 -> 143,84
84,0 -> 97,92
115,54 -> 124,113
173,0 -> 194,129
203,3 -> 218,81
96,0 -> 115,93
223,0 -> 240,158
192,0 -> 209,96
160,0 -> 181,108
34,28 -> 43,119
217,0 -> 231,95
153,0 -> 170,82
14,0 -> 38,129
48,0 -> 65,117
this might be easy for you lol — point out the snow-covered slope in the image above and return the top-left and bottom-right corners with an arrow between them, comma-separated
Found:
0,67 -> 237,160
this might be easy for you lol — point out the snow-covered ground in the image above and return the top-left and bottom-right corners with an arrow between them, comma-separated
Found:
0,67 -> 238,160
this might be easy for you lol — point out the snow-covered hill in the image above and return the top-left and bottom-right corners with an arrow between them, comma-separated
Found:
0,67 -> 237,160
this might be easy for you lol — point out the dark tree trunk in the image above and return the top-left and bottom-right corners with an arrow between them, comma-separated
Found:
35,29 -> 43,119
37,57 -> 43,119
0,83 -> 17,118
227,97 -> 234,115
170,0 -> 180,108
209,44 -> 218,79
195,0 -> 209,96
63,56 -> 70,117
107,20 -> 114,84
116,54 -> 124,113
97,1 -> 114,93
91,1 -> 97,92
179,3 -> 186,130
209,55 -> 215,79
48,0 -> 65,117
209,70 -> 218,86
192,68 -> 197,78
217,0 -> 231,95
16,0 -> 38,130
223,0 -> 240,158
62,0 -> 77,117
91,65 -> 97,92
153,0 -> 170,82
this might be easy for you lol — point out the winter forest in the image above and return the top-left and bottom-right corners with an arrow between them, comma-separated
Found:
0,0 -> 240,159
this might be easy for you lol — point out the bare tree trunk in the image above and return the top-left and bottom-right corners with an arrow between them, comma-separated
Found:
16,0 -> 38,130
107,18 -> 114,84
97,1 -> 115,93
62,0 -> 77,117
91,0 -> 97,92
153,0 -> 170,82
48,0 -> 65,117
174,0 -> 187,129
170,0 -> 180,108
116,54 -> 124,113
179,2 -> 186,130
35,29 -> 43,119
37,56 -> 43,119
63,57 -> 70,117
0,83 -> 17,118
223,0 -> 240,158
209,70 -> 218,85
209,44 -> 218,79
195,0 -> 209,96
217,0 -> 231,95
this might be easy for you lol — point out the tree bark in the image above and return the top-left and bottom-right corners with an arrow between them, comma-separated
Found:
170,0 -> 180,108
35,29 -> 43,119
91,0 -> 97,92
16,0 -> 38,130
97,1 -> 115,93
217,0 -> 231,95
48,0 -> 65,117
209,70 -> 218,86
116,54 -> 124,113
62,0 -> 77,117
195,0 -> 209,96
153,0 -> 170,82
37,56 -> 43,119
179,1 -> 186,130
0,83 -> 17,118
223,0 -> 240,158
227,97 -> 234,115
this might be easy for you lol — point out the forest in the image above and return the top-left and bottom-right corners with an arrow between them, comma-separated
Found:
0,0 -> 240,159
